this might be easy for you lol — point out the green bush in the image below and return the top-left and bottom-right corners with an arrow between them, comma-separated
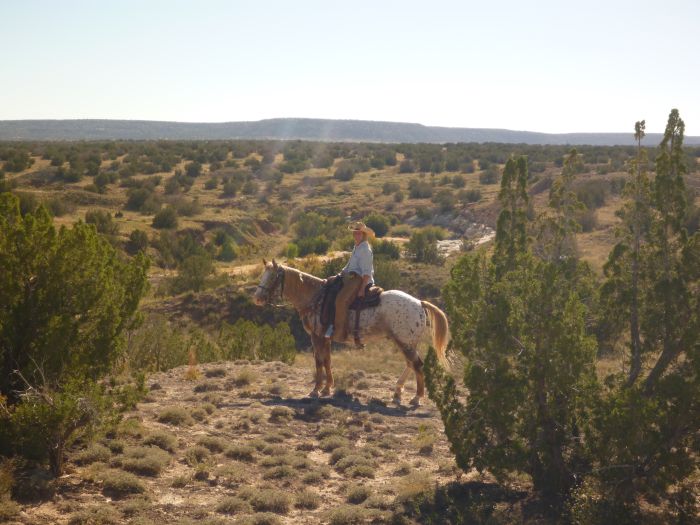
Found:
126,229 -> 149,254
406,229 -> 443,265
100,469 -> 146,498
363,213 -> 390,237
85,209 -> 119,236
152,206 -> 178,229
0,194 -> 149,399
218,320 -> 295,364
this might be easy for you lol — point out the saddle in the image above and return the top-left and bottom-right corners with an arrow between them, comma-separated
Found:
319,274 -> 383,346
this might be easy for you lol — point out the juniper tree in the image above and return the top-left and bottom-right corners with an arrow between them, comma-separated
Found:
0,193 -> 149,398
601,121 -> 652,385
592,110 -> 700,511
426,155 -> 598,504
536,149 -> 586,263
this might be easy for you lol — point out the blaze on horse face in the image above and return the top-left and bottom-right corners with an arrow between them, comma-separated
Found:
253,258 -> 278,306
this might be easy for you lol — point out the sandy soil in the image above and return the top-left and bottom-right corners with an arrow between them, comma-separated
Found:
10,359 -> 464,524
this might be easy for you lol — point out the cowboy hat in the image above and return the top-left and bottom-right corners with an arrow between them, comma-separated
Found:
348,221 -> 375,238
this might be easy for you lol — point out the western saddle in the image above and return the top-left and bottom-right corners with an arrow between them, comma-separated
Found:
319,274 -> 383,347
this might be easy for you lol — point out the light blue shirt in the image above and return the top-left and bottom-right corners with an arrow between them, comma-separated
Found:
342,240 -> 374,285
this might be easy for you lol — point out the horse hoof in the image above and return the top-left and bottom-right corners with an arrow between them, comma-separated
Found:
308,390 -> 320,398
409,396 -> 422,407
320,388 -> 332,397
392,394 -> 402,405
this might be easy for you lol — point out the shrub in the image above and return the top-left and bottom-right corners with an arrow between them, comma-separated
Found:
334,161 -> 359,181
576,208 -> 598,232
216,496 -> 251,515
170,254 -> 213,293
382,182 -> 400,194
0,193 -> 149,400
126,229 -> 149,254
184,446 -> 210,467
320,435 -> 350,452
73,444 -> 112,465
346,484 -> 371,504
1,382 -> 116,476
262,465 -> 296,479
196,436 -> 226,453
67,506 -> 121,525
269,406 -> 293,423
152,206 -> 178,229
85,209 -> 119,236
236,513 -> 282,525
408,179 -> 433,198
246,488 -> 291,514
399,159 -> 415,173
458,188 -> 481,203
363,213 -> 390,237
157,407 -> 193,426
479,165 -> 500,184
406,229 -> 443,265
143,431 -> 177,453
295,489 -> 321,509
100,469 -> 146,498
119,446 -> 170,477
225,444 -> 255,462
302,471 -> 324,485
325,505 -> 369,525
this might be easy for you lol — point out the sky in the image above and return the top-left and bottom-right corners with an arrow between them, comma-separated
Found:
1,0 -> 699,134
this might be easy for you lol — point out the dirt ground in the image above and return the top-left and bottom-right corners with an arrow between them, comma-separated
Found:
9,358 -> 470,525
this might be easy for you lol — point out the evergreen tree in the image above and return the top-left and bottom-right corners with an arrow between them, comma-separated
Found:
590,111 -> 700,513
426,155 -> 598,504
0,193 -> 149,398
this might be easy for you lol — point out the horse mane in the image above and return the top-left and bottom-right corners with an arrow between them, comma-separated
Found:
280,264 -> 325,285
277,264 -> 325,309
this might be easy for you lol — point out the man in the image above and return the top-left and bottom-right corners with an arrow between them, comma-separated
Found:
325,221 -> 375,342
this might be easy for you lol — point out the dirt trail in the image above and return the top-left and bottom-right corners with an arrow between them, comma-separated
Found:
13,360 -> 461,524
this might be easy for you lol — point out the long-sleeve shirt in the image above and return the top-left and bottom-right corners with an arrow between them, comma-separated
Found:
342,240 -> 374,285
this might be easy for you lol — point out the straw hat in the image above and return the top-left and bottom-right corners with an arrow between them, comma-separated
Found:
348,221 -> 375,239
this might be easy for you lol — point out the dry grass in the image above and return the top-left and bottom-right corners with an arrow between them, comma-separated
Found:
196,435 -> 226,453
73,444 -> 112,465
346,483 -> 371,504
240,487 -> 292,514
118,446 -> 171,477
67,505 -> 121,525
157,407 -> 194,426
215,495 -> 251,515
100,469 -> 146,498
184,446 -> 210,467
143,431 -> 178,453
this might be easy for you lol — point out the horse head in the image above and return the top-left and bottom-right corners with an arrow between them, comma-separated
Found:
253,258 -> 285,306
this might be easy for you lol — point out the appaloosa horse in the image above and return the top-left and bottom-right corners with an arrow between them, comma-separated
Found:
253,259 -> 449,406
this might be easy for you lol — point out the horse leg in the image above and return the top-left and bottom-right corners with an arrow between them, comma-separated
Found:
309,334 -> 325,398
393,364 -> 412,404
405,348 -> 425,407
320,339 -> 334,396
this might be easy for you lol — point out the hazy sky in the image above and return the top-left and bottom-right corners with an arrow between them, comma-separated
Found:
2,0 -> 699,134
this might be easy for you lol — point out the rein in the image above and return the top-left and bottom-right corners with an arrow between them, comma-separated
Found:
256,266 -> 286,307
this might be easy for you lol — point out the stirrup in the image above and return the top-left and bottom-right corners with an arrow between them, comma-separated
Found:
324,324 -> 334,340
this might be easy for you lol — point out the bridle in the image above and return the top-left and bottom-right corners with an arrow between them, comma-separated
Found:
256,266 -> 286,306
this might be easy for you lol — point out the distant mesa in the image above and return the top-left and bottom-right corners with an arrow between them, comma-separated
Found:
1,118 -> 698,145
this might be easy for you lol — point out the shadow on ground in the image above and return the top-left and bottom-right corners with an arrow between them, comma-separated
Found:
263,391 -> 436,419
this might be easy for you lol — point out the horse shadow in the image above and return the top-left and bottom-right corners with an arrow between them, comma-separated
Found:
262,391 -> 435,420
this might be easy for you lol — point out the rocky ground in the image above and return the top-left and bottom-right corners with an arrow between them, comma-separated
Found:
7,358 -> 477,525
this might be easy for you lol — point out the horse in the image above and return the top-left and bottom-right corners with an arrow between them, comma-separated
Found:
252,258 -> 449,406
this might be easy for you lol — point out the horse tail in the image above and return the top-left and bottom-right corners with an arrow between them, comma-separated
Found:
422,301 -> 450,369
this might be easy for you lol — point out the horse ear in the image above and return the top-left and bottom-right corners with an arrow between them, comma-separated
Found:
272,258 -> 278,268
262,258 -> 268,266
